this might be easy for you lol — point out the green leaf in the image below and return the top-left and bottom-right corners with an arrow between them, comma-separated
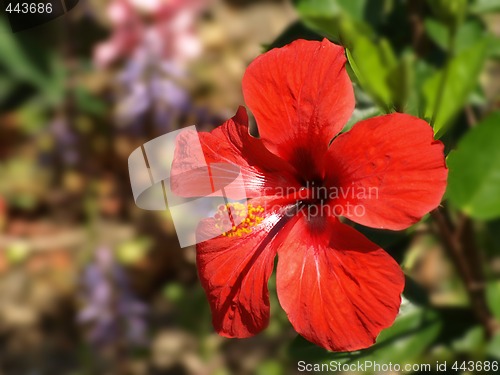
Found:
289,306 -> 442,367
0,20 -> 47,89
433,20 -> 500,59
471,0 -> 500,14
451,326 -> 486,355
447,112 -> 500,220
0,19 -> 65,107
423,40 -> 488,138
0,76 -> 15,103
347,37 -> 396,112
388,52 -> 414,112
335,0 -> 368,20
344,106 -> 382,132
294,0 -> 368,21
486,280 -> 500,319
426,19 -> 487,54
426,0 -> 467,28
487,334 -> 500,359
488,35 -> 500,59
406,60 -> 436,117
294,0 -> 373,47
294,0 -> 412,113
455,20 -> 488,53
425,18 -> 450,50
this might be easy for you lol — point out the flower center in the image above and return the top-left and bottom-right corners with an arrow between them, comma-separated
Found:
214,203 -> 265,237
299,179 -> 330,206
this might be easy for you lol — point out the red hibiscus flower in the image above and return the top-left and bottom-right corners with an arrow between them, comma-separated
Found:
171,39 -> 447,351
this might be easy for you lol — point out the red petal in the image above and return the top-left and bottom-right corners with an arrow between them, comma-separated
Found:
171,107 -> 299,199
276,214 -> 404,352
242,39 -> 354,180
197,197 -> 295,337
325,113 -> 448,230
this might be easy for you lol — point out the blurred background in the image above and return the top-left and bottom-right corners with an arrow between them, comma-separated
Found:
0,0 -> 500,374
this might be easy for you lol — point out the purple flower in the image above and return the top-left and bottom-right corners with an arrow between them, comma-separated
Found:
78,247 -> 148,348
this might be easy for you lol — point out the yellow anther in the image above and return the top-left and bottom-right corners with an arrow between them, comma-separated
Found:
214,203 -> 265,237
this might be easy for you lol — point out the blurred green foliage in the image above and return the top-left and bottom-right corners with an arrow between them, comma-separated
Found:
447,113 -> 500,220
293,0 -> 498,132
423,39 -> 487,137
0,18 -> 65,111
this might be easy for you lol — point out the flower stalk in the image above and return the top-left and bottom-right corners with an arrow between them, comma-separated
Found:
431,207 -> 500,338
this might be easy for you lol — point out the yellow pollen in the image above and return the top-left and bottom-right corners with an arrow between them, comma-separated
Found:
214,203 -> 265,237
